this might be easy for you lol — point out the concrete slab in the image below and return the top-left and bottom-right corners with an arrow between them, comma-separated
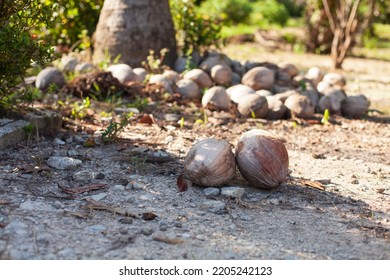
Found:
0,119 -> 30,150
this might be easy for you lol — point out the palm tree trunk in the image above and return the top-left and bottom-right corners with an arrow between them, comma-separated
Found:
93,0 -> 177,67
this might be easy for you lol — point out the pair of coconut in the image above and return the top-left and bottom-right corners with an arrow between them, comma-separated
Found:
183,129 -> 289,190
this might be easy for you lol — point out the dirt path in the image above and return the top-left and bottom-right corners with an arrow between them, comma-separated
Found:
0,46 -> 389,260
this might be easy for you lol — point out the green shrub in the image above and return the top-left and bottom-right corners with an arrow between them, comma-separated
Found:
197,0 -> 253,24
250,0 -> 290,26
36,0 -> 103,49
171,0 -> 223,56
0,0 -> 55,111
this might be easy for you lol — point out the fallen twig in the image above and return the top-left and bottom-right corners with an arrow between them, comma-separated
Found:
58,183 -> 108,195
80,198 -> 139,218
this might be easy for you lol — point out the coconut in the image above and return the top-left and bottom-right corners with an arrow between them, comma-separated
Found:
202,86 -> 231,111
242,66 -> 275,90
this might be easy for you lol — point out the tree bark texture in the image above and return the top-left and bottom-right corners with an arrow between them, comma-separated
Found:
93,0 -> 177,67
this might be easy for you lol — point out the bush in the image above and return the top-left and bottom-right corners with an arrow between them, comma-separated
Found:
0,0 -> 55,111
250,0 -> 290,26
197,0 -> 253,24
171,0 -> 223,56
35,0 -> 104,49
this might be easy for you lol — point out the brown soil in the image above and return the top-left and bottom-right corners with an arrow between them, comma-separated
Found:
0,46 -> 389,259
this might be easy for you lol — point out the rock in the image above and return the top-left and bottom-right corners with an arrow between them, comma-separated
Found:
199,200 -> 226,214
36,67 -> 66,91
47,156 -> 82,170
90,193 -> 107,201
54,138 -> 65,145
176,79 -> 201,99
74,62 -> 97,74
323,72 -> 346,88
68,149 -> 80,157
88,224 -> 107,232
237,94 -> 268,118
226,84 -> 255,103
133,67 -> 148,82
107,64 -> 140,84
149,74 -> 173,93
61,55 -> 79,72
221,186 -> 245,199
73,170 -> 94,181
211,64 -> 233,85
202,86 -> 231,111
341,95 -> 370,118
4,219 -> 29,237
203,187 -> 221,197
284,94 -> 315,119
317,89 -> 347,114
174,57 -> 188,73
0,119 -> 30,149
164,113 -> 180,122
25,110 -> 62,136
184,69 -> 213,89
112,185 -> 126,191
265,96 -> 287,120
19,200 -> 56,212
242,66 -> 275,90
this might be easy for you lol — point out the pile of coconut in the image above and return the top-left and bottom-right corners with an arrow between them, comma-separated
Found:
35,51 -> 370,120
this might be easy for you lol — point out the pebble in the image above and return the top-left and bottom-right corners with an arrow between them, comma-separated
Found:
240,214 -> 252,221
58,248 -> 76,259
88,224 -> 106,232
73,170 -> 94,181
267,198 -> 281,206
221,186 -> 245,199
54,138 -> 66,145
19,200 -> 56,212
90,193 -> 107,201
4,219 -> 29,237
129,181 -> 145,190
67,149 -> 80,157
164,114 -> 180,122
203,187 -> 220,197
199,200 -> 226,214
95,173 -> 105,179
47,156 -> 82,170
141,228 -> 154,236
112,184 -> 126,191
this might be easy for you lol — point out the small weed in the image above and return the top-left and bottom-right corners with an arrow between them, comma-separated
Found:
71,97 -> 91,119
321,109 -> 330,125
179,117 -> 185,128
101,113 -> 133,144
127,97 -> 149,111
130,156 -> 148,173
141,48 -> 169,74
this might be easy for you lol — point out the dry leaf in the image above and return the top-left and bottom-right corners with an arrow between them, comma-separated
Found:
139,114 -> 155,125
177,174 -> 192,192
302,180 -> 325,191
19,164 -> 51,173
152,234 -> 184,245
